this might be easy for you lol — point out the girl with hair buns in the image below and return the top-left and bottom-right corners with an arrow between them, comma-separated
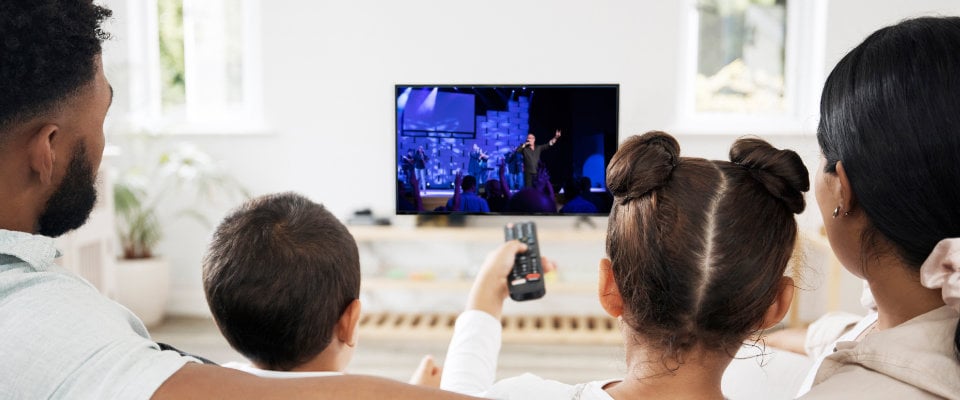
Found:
440,131 -> 809,400
792,16 -> 960,400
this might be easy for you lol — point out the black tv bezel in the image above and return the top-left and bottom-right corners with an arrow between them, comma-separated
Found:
394,83 -> 620,217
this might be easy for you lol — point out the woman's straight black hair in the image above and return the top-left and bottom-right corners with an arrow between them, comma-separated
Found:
817,16 -> 960,359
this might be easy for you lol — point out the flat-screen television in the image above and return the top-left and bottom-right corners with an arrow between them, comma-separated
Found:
396,84 -> 618,216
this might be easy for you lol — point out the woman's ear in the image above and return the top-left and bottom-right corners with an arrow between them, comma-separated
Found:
598,258 -> 624,318
759,277 -> 795,330
835,161 -> 857,213
336,299 -> 362,347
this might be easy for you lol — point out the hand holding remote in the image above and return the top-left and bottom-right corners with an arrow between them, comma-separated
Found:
465,228 -> 554,319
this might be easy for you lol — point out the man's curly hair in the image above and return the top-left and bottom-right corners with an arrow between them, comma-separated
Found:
0,0 -> 111,136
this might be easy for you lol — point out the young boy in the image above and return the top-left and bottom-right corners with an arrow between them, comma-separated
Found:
203,192 -> 440,383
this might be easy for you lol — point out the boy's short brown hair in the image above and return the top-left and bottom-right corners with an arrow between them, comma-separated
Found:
203,192 -> 360,371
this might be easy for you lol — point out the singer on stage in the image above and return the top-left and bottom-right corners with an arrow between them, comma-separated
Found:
516,129 -> 561,188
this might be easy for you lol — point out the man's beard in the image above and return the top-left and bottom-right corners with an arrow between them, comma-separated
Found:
37,143 -> 98,237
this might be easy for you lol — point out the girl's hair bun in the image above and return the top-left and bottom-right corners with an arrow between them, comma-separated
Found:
607,131 -> 680,201
729,137 -> 809,214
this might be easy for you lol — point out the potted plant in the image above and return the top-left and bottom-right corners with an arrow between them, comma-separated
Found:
113,139 -> 247,326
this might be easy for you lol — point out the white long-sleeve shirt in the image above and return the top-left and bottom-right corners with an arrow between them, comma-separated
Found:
440,310 -> 618,400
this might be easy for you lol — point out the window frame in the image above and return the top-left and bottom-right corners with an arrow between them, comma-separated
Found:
123,0 -> 268,135
672,0 -> 827,135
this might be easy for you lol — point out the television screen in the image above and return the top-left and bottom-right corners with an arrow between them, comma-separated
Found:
396,84 -> 618,216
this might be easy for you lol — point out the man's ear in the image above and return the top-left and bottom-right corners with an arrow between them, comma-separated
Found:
336,299 -> 362,347
26,124 -> 59,185
598,258 -> 623,318
759,276 -> 795,330
835,161 -> 857,213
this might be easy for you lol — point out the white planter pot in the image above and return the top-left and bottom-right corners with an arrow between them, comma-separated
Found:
114,257 -> 170,328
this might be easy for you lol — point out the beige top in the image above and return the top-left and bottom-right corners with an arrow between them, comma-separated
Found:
801,306 -> 960,399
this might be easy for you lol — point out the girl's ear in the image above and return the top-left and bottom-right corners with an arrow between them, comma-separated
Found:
598,258 -> 624,318
759,277 -> 795,330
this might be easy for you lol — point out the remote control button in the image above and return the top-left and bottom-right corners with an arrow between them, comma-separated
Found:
525,273 -> 541,280
511,278 -> 527,286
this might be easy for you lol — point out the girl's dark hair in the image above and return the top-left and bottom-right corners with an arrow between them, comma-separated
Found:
605,131 -> 808,363
818,16 -> 960,359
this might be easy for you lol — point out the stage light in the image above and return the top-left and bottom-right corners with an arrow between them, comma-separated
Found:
396,87 -> 412,110
418,88 -> 438,114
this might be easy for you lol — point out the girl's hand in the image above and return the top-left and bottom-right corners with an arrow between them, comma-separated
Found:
466,241 -> 556,318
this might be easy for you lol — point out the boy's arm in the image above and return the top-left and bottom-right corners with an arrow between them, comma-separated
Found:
154,363 -> 480,400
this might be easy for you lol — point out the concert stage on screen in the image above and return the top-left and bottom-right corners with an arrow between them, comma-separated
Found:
395,84 -> 619,216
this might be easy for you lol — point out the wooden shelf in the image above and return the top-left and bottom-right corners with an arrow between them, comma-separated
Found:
348,225 -> 605,243
362,277 -> 597,295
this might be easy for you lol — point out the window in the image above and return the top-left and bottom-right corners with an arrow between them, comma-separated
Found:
126,0 -> 264,134
677,0 -> 826,134
695,0 -> 787,113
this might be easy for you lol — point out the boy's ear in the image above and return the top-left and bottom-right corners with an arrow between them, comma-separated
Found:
336,299 -> 362,347
598,258 -> 624,318
27,124 -> 59,185
759,276 -> 795,330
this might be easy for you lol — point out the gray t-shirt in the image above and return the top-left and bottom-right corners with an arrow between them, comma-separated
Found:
0,229 -> 195,399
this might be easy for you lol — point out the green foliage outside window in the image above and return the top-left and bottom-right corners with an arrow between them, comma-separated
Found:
695,0 -> 787,113
158,0 -> 185,110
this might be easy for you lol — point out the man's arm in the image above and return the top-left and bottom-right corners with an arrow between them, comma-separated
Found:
451,171 -> 463,211
409,172 -> 424,211
547,129 -> 561,146
154,363 -> 480,400
497,162 -> 509,197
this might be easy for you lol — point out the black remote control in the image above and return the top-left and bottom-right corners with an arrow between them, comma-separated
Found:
504,221 -> 546,301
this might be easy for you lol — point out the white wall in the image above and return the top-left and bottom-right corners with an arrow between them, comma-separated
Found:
102,0 -> 960,316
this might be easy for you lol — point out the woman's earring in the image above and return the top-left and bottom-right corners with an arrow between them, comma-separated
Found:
832,206 -> 841,218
